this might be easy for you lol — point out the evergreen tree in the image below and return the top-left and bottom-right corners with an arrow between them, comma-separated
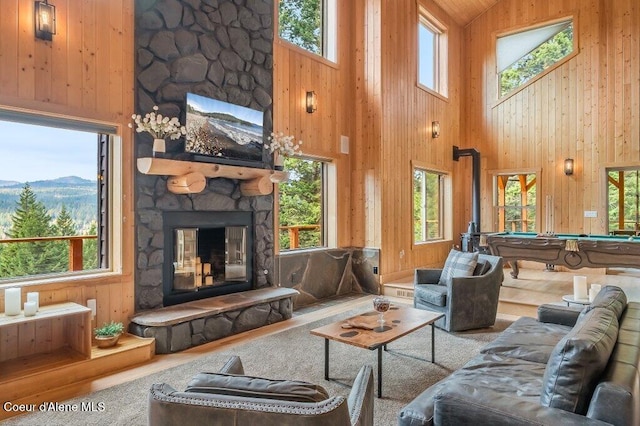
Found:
49,205 -> 77,272
0,184 -> 57,277
278,0 -> 322,54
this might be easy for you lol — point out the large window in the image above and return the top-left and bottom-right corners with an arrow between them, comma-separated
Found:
413,168 -> 444,242
418,8 -> 447,96
495,173 -> 537,232
278,157 -> 325,250
278,0 -> 337,62
497,19 -> 575,97
607,168 -> 640,235
0,116 -> 112,282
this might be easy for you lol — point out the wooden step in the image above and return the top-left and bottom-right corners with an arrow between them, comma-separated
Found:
0,333 -> 154,420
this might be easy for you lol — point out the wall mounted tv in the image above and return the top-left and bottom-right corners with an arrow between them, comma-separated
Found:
185,93 -> 265,168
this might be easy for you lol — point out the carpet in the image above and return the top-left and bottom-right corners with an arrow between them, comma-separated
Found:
3,305 -> 512,426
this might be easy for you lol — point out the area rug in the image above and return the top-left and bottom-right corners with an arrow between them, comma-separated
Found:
4,307 -> 512,426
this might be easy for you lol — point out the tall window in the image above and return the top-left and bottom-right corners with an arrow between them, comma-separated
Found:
497,19 -> 575,97
607,168 -> 640,235
278,157 -> 325,250
0,116 -> 111,282
418,8 -> 447,96
278,0 -> 337,62
495,174 -> 537,232
413,169 -> 443,242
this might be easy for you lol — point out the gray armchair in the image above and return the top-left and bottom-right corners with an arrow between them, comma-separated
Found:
148,355 -> 374,426
414,253 -> 504,332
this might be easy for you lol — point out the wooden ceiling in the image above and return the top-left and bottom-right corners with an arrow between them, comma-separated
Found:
431,0 -> 501,26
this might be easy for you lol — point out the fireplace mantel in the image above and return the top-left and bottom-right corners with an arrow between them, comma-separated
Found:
137,157 -> 289,196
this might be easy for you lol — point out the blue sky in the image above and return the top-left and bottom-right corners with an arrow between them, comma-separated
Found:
0,121 -> 97,182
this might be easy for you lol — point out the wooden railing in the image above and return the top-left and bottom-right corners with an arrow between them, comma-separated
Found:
0,235 -> 97,272
279,225 -> 321,249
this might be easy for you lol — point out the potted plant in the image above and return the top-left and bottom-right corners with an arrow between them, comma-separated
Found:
94,321 -> 124,348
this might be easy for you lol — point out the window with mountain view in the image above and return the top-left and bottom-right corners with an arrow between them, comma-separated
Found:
0,117 -> 110,281
278,0 -> 337,62
498,19 -> 575,97
278,157 -> 324,250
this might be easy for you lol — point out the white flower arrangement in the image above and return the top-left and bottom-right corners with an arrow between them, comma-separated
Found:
264,132 -> 303,156
129,106 -> 186,140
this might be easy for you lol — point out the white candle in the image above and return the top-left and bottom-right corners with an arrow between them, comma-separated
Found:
4,288 -> 21,316
24,301 -> 37,317
27,292 -> 39,311
573,276 -> 588,300
589,289 -> 596,303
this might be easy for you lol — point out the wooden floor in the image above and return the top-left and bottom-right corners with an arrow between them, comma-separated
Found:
4,266 -> 639,421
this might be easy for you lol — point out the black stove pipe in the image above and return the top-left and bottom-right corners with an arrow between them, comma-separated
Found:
453,146 -> 481,232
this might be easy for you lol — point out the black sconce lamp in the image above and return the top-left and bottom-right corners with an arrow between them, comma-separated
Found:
564,158 -> 574,175
306,91 -> 317,113
432,121 -> 440,138
35,1 -> 56,41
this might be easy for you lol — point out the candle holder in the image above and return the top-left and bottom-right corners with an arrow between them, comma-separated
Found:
373,296 -> 391,330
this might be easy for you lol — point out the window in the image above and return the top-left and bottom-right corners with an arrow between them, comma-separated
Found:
278,157 -> 325,250
0,115 -> 113,282
278,0 -> 337,62
495,174 -> 537,232
497,19 -> 575,97
418,8 -> 447,96
413,168 -> 444,242
607,168 -> 640,235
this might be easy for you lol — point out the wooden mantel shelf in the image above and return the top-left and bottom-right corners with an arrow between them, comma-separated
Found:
137,157 -> 288,196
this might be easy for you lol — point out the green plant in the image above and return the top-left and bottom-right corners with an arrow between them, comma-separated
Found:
94,321 -> 124,337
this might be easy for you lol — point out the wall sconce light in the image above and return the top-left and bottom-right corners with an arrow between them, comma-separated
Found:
306,91 -> 317,113
35,1 -> 57,41
431,121 -> 440,138
564,158 -> 574,175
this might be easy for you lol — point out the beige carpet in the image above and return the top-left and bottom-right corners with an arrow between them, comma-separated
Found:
4,307 -> 512,426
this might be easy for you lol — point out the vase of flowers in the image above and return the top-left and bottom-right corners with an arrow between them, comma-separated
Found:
265,132 -> 303,170
129,106 -> 186,157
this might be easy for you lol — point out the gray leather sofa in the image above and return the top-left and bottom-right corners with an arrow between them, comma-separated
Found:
414,253 -> 504,331
399,285 -> 640,425
149,355 -> 374,426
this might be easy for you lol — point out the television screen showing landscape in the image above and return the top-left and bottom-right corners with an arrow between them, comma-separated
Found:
185,93 -> 264,166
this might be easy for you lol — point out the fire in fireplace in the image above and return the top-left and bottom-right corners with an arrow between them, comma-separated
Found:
163,211 -> 253,306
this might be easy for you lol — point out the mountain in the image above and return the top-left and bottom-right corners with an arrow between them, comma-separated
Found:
0,176 -> 97,238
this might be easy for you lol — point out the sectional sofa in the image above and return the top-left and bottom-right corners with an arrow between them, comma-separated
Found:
398,285 -> 640,425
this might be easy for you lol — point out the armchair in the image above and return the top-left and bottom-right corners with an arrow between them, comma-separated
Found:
414,253 -> 504,332
148,355 -> 374,426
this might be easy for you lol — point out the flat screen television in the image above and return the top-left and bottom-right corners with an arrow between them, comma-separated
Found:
185,93 -> 265,168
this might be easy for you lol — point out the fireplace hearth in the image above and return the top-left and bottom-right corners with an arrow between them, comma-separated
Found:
163,211 -> 253,306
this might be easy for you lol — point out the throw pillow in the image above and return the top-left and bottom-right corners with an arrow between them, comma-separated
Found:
185,372 -> 330,403
583,285 -> 627,320
540,308 -> 618,414
438,250 -> 479,285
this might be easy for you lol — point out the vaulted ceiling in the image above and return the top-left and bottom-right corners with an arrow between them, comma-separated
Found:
432,0 -> 501,26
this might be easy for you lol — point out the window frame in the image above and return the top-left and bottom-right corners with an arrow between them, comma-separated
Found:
0,109 -> 122,285
276,0 -> 338,65
491,169 -> 540,233
412,166 -> 446,244
495,16 -> 579,102
417,6 -> 448,99
606,166 -> 640,235
276,155 -> 335,253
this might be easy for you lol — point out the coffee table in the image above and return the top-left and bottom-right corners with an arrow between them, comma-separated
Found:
310,305 -> 444,398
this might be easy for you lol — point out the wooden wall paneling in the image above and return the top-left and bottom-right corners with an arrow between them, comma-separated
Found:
463,0 -> 639,236
0,0 -> 134,325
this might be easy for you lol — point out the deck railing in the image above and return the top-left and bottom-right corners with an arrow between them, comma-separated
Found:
0,235 -> 97,272
278,225 -> 321,249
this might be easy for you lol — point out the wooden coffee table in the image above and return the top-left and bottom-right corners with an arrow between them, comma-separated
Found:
310,305 -> 444,397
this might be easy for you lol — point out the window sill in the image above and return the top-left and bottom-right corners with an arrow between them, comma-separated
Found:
416,83 -> 449,102
276,39 -> 339,70
277,247 -> 332,256
0,270 -> 123,289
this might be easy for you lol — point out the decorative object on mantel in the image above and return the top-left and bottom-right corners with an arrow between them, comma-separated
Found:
265,132 -> 303,170
129,106 -> 186,157
94,321 -> 124,349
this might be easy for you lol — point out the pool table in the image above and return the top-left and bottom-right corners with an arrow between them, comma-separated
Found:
485,232 -> 640,278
